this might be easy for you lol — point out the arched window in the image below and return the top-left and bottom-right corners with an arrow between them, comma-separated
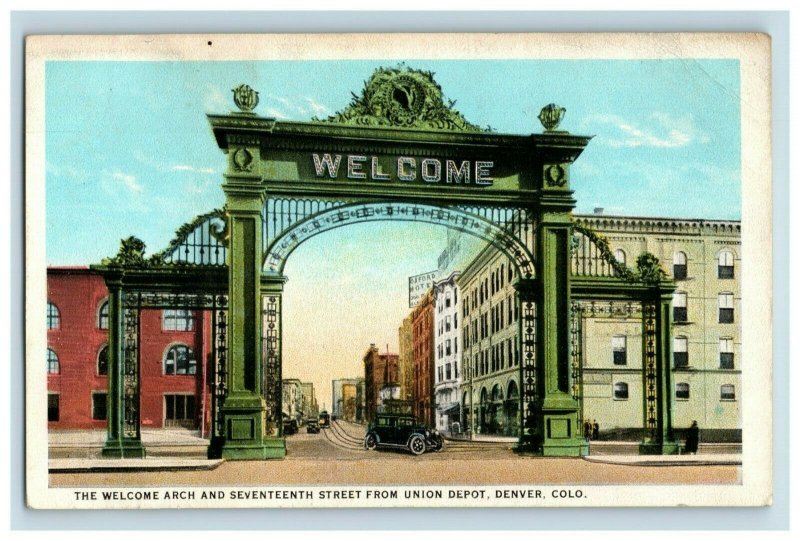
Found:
612,335 -> 627,365
676,382 -> 690,400
98,300 -> 109,330
47,302 -> 60,330
674,336 -> 689,368
719,292 -> 735,323
613,249 -> 626,265
673,251 -> 687,280
720,384 -> 736,401
613,382 -> 629,400
673,292 -> 688,323
97,345 -> 108,376
164,344 -> 196,375
47,348 -> 59,374
718,251 -> 734,279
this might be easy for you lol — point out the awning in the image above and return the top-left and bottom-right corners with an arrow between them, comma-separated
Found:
439,403 -> 461,416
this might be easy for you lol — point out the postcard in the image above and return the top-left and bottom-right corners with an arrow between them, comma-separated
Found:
26,32 -> 772,509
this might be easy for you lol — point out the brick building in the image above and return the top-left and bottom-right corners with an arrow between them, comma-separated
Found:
362,345 -> 399,423
47,267 -> 213,434
411,289 -> 435,427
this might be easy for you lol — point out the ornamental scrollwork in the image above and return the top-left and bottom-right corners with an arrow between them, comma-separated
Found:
317,64 -> 487,132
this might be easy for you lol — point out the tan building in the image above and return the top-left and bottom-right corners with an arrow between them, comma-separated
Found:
300,382 -> 318,421
457,245 -> 521,437
398,315 -> 415,402
575,213 -> 741,442
331,377 -> 365,422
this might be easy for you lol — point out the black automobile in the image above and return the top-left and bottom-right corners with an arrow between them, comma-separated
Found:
282,415 -> 298,436
364,413 -> 443,455
306,419 -> 320,434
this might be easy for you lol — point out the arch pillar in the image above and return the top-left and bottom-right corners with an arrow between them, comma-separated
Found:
210,133 -> 280,460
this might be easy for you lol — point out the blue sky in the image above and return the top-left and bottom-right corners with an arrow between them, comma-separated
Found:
44,59 -> 741,405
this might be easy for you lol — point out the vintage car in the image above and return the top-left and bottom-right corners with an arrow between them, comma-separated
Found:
306,419 -> 320,434
282,414 -> 298,436
364,413 -> 443,455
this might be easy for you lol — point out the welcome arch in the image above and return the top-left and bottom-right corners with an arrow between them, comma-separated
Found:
94,66 -> 679,459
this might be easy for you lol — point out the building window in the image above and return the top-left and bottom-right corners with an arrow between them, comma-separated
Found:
446,363 -> 452,380
98,345 -> 108,376
446,339 -> 452,356
48,394 -> 59,422
720,384 -> 736,401
47,302 -> 60,329
673,337 -> 688,369
718,251 -> 734,279
47,348 -> 59,374
164,394 -> 196,427
673,292 -> 688,323
445,293 -> 451,308
719,338 -> 734,369
613,249 -> 626,265
676,382 -> 690,400
719,293 -> 735,323
162,309 -> 194,331
673,251 -> 687,280
98,300 -> 109,330
612,335 -> 627,365
613,382 -> 629,400
92,393 -> 108,421
438,366 -> 443,383
445,316 -> 451,332
164,344 -> 196,375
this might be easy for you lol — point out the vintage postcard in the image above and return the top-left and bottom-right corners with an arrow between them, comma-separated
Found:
25,33 -> 772,509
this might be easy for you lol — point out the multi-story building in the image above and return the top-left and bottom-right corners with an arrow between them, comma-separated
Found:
411,289 -> 435,427
281,378 -> 304,424
47,267 -> 213,434
397,315 -> 415,402
362,345 -> 400,423
331,377 -> 365,422
300,382 -> 318,421
432,271 -> 462,432
457,248 -> 521,437
575,213 -> 742,442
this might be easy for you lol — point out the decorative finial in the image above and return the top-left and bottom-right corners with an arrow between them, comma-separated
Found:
538,103 -> 566,132
232,84 -> 259,114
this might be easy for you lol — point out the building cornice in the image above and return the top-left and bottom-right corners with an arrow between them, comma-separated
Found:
574,214 -> 741,236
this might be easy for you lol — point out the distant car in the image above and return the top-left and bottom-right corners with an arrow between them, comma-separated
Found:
318,411 -> 330,428
282,416 -> 298,436
364,413 -> 443,455
306,420 -> 320,434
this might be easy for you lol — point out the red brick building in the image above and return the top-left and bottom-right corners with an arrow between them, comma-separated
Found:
412,289 -> 435,426
362,344 -> 399,423
47,267 -> 213,435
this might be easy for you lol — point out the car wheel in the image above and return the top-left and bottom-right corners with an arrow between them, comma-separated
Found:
364,434 -> 378,450
434,436 -> 444,452
408,434 -> 426,456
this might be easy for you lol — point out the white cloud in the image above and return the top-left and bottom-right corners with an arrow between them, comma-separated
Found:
304,97 -> 330,117
582,112 -> 710,149
265,107 -> 289,119
264,93 -> 331,120
112,171 -> 143,193
171,164 -> 217,175
204,84 -> 230,113
100,169 -> 143,194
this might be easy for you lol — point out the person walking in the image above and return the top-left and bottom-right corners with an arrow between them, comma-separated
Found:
685,420 -> 700,454
584,419 -> 592,440
592,420 -> 600,441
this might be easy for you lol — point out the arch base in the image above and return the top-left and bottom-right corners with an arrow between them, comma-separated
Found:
101,439 -> 146,459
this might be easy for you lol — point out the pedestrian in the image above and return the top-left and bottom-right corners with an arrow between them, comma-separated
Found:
685,420 -> 700,454
592,420 -> 600,441
583,419 -> 592,440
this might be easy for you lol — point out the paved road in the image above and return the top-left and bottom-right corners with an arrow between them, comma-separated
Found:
49,420 -> 740,488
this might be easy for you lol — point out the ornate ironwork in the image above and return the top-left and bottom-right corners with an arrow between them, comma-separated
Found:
264,201 -> 536,278
573,300 -> 643,319
520,299 -> 537,441
124,292 -> 228,309
570,301 -> 583,410
122,301 -> 140,439
643,302 -> 658,437
318,65 -> 486,132
263,198 -> 348,255
212,301 -> 229,438
262,295 -> 281,437
153,209 -> 228,267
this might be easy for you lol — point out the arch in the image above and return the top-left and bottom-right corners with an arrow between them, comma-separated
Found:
163,343 -> 196,376
97,344 -> 109,376
506,379 -> 519,400
263,201 -> 536,277
47,348 -> 59,374
97,298 -> 109,330
47,301 -> 60,330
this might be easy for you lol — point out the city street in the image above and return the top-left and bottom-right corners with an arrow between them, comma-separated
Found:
49,420 -> 740,488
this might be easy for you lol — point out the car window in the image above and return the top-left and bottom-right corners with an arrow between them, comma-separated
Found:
399,418 -> 413,427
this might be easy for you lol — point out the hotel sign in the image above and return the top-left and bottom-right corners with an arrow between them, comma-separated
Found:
408,270 -> 438,308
